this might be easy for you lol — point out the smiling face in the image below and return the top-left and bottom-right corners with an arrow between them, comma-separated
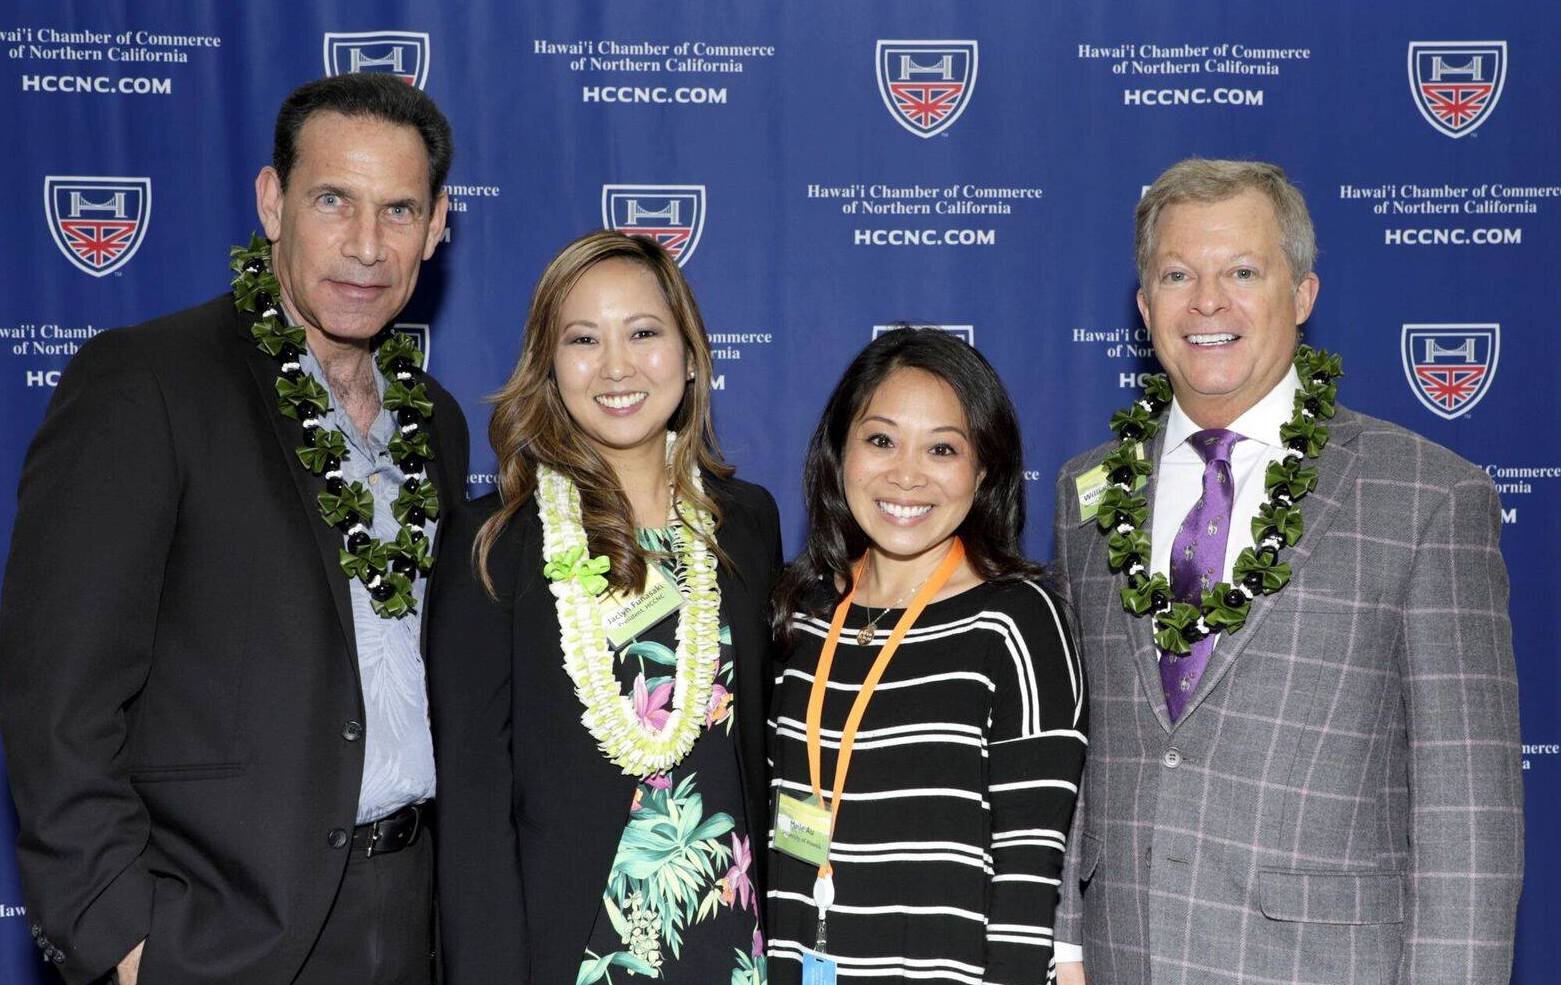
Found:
842,367 -> 985,568
1138,189 -> 1319,428
552,258 -> 690,466
255,111 -> 447,351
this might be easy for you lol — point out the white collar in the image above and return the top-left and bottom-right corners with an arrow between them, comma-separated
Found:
1162,366 -> 1301,455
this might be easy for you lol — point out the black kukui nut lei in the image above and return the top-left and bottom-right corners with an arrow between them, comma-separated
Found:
1092,346 -> 1340,655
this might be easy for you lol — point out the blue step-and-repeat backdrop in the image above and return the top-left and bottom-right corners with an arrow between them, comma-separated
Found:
1,2 -> 1557,981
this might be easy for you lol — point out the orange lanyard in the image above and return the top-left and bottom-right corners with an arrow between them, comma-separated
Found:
805,537 -> 965,879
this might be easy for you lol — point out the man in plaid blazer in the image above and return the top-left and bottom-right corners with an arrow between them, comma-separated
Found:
1051,159 -> 1522,985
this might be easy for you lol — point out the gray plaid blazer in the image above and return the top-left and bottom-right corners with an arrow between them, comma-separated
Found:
1051,404 -> 1522,985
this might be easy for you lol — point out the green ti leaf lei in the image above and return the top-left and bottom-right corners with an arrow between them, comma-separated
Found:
230,233 -> 440,619
1095,345 -> 1341,654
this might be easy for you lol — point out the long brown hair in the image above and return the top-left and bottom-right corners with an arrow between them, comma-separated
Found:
475,230 -> 733,596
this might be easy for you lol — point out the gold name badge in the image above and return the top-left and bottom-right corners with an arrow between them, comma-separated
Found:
774,792 -> 832,867
1074,441 -> 1146,523
598,563 -> 685,651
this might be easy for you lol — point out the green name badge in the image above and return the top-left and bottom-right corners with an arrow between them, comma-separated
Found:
774,792 -> 831,867
1074,441 -> 1146,524
598,563 -> 684,650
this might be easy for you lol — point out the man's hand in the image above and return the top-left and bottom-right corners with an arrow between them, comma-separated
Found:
114,939 -> 145,985
1056,960 -> 1087,985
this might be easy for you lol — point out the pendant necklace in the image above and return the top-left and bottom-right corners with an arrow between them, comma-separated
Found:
852,561 -> 940,646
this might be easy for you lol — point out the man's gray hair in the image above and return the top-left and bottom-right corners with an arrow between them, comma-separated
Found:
1135,159 -> 1316,288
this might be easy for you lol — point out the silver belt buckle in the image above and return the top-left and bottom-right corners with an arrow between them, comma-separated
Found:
364,804 -> 419,858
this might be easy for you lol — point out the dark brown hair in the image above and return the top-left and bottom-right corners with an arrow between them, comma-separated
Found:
273,73 -> 453,203
772,327 -> 1042,641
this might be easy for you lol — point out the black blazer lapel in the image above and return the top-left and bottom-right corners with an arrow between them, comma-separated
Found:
418,397 -> 466,655
234,311 -> 358,664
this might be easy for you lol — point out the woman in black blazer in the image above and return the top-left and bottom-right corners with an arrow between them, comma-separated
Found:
429,231 -> 781,985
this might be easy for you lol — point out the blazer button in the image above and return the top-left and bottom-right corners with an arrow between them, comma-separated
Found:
50,948 -> 64,964
342,721 -> 364,741
1162,748 -> 1183,768
328,827 -> 349,849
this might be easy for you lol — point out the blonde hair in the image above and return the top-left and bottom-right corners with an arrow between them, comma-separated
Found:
475,230 -> 733,596
1136,158 -> 1316,288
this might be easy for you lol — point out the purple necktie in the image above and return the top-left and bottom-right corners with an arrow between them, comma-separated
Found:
1160,427 -> 1244,722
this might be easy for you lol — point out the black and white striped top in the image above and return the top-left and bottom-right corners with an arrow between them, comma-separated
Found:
766,578 -> 1086,985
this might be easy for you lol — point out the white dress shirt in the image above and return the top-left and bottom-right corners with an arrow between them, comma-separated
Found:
1054,368 -> 1300,966
1150,367 -> 1301,590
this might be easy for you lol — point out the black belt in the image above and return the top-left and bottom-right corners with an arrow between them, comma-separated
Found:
350,802 -> 427,858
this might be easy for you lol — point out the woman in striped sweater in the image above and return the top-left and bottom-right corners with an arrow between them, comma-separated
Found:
766,328 -> 1086,985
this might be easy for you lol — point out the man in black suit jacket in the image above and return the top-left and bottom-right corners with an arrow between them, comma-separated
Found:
0,74 -> 466,984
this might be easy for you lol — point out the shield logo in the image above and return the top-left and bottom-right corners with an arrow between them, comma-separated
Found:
44,176 -> 152,277
1401,323 -> 1500,420
392,323 -> 431,372
1408,42 -> 1506,138
324,31 -> 431,89
601,185 -> 707,267
876,40 -> 978,138
873,323 -> 975,345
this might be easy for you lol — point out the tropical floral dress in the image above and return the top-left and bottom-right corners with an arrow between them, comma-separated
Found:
577,525 -> 768,985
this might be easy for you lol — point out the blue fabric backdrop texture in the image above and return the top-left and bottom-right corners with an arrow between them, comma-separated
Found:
1,2 -> 1557,981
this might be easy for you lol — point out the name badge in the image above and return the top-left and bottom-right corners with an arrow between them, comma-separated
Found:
802,950 -> 838,984
598,563 -> 683,650
774,792 -> 831,867
1074,441 -> 1146,523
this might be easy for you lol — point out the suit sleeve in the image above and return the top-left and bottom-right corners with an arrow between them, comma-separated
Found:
1395,473 -> 1522,985
429,504 -> 529,984
0,331 -> 176,983
1050,468 -> 1089,958
983,583 -> 1088,985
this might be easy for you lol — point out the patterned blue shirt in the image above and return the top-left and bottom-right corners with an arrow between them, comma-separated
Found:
302,349 -> 437,824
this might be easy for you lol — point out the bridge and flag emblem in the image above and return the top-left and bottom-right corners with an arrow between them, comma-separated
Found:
876,40 -> 978,138
1402,323 -> 1500,420
324,31 -> 431,89
44,176 -> 152,277
1408,42 -> 1506,138
601,185 -> 707,267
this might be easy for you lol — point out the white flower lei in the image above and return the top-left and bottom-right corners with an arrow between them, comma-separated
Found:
536,436 -> 722,778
